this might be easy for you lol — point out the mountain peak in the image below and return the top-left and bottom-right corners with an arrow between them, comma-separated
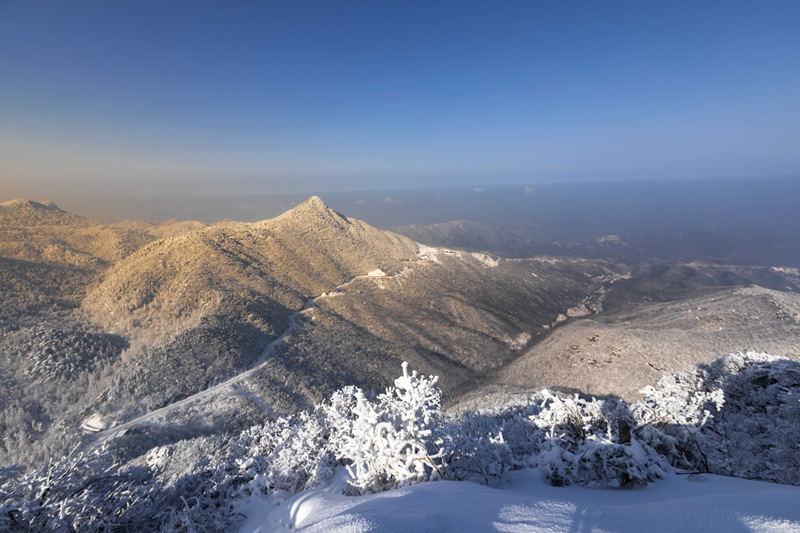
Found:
270,195 -> 345,226
302,195 -> 327,209
293,195 -> 332,214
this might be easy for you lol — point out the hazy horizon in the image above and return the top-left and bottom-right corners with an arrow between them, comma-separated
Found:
6,176 -> 799,257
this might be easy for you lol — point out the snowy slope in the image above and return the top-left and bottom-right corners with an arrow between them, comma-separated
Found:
238,469 -> 800,533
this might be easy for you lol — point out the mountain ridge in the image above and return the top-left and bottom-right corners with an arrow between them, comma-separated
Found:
0,198 -> 203,267
0,198 -> 61,210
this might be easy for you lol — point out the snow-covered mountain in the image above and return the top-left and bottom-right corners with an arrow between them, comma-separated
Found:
2,195 -> 800,516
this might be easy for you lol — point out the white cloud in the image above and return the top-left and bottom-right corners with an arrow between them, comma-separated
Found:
472,187 -> 484,194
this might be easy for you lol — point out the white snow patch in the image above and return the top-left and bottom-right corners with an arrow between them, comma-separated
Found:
319,291 -> 343,298
366,269 -> 386,277
471,253 -> 499,267
772,266 -> 800,276
596,234 -> 628,246
504,332 -> 531,350
416,243 -> 441,263
238,470 -> 800,533
81,413 -> 106,433
416,243 -> 499,267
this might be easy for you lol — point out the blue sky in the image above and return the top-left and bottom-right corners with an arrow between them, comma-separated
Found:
1,0 -> 799,207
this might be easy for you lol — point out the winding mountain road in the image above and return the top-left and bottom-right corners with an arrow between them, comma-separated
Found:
87,251 -> 436,446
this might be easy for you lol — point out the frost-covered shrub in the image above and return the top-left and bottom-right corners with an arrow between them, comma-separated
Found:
324,362 -> 447,495
531,392 -> 666,487
153,455 -> 253,533
0,445 -> 159,532
445,390 -> 667,488
6,355 -> 798,532
442,410 -> 512,486
234,411 -> 337,496
636,352 -> 800,484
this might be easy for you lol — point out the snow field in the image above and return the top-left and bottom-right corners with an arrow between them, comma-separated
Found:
239,468 -> 800,533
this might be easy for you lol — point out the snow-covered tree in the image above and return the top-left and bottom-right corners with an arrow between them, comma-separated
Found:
636,352 -> 800,484
445,390 -> 667,488
326,362 -> 447,494
0,445 -> 159,532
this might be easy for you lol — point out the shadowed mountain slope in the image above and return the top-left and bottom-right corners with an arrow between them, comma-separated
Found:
97,251 -> 628,461
100,253 -> 800,460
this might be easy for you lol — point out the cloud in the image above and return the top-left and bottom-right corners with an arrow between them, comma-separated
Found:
379,196 -> 402,204
473,187 -> 484,194
353,199 -> 368,205
523,186 -> 535,195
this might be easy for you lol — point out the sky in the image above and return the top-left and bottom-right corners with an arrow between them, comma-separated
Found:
1,1 -> 799,217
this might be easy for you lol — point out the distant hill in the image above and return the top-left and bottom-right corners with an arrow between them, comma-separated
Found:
0,198 -> 208,268
394,219 -> 562,258
0,199 -> 152,267
394,218 -> 800,267
111,218 -> 209,240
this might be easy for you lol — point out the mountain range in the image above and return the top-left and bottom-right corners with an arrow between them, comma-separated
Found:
1,196 -> 799,468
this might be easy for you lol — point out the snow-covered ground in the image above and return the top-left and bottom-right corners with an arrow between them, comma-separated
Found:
237,468 -> 800,533
415,242 -> 499,267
